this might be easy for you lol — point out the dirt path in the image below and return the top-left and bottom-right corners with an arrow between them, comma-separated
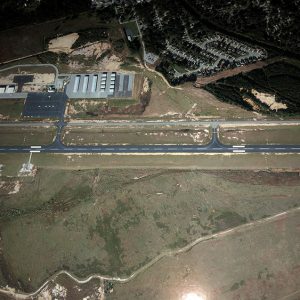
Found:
195,57 -> 284,87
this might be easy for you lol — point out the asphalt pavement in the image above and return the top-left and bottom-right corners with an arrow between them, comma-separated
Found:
1,122 -> 300,154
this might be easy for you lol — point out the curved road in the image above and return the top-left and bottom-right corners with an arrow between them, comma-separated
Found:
0,63 -> 59,87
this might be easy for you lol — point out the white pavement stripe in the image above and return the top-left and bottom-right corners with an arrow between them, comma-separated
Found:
233,150 -> 246,153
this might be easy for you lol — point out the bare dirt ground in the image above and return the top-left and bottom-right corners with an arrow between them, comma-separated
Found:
70,42 -> 111,60
0,73 -> 55,86
251,89 -> 288,111
48,33 -> 79,54
194,57 -> 281,87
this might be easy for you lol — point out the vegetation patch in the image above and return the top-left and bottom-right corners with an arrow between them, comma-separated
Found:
0,100 -> 24,120
205,61 -> 300,115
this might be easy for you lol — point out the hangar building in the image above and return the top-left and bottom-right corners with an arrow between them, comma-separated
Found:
65,72 -> 134,99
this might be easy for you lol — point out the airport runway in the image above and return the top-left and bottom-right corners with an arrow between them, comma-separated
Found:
1,124 -> 300,154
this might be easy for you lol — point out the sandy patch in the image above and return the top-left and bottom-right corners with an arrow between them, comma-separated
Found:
21,73 -> 55,92
71,42 -> 111,59
67,52 -> 122,72
8,181 -> 21,195
242,96 -> 260,111
0,114 -> 9,120
142,77 -> 150,94
99,54 -> 122,71
251,89 -> 287,111
48,33 -> 79,54
0,75 -> 15,84
190,131 -> 208,143
0,180 -> 22,195
68,60 -> 85,71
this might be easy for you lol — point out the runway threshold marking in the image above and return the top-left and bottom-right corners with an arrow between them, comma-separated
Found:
233,150 -> 246,153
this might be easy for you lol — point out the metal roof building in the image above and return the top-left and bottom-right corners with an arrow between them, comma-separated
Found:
65,72 -> 134,99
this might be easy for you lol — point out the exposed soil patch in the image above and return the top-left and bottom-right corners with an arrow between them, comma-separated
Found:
48,33 -> 79,54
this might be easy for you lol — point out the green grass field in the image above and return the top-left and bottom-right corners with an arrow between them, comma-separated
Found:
0,126 -> 56,146
219,125 -> 300,145
0,100 -> 25,120
0,167 -> 299,292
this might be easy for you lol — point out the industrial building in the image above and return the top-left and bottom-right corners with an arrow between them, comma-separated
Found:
0,84 -> 16,94
65,72 -> 134,99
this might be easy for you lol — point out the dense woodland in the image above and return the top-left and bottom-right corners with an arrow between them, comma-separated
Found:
187,0 -> 300,54
1,0 -> 299,56
0,0 -> 91,30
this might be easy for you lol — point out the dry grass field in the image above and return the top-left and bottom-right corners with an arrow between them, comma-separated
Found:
219,125 -> 300,145
0,126 -> 56,146
61,125 -> 210,146
0,167 -> 300,294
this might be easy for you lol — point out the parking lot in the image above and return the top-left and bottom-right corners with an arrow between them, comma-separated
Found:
23,92 -> 67,118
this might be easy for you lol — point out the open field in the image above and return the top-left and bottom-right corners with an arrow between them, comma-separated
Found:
0,167 -> 299,293
220,125 -> 300,145
0,126 -> 56,146
0,100 -> 25,120
2,209 -> 299,300
121,65 -> 263,120
1,153 -> 300,177
61,125 -> 210,146
110,208 -> 300,300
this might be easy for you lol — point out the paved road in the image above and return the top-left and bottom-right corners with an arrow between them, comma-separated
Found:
1,119 -> 299,127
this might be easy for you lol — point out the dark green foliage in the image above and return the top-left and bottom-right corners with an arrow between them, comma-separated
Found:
0,0 -> 91,30
71,28 -> 109,49
205,61 -> 300,115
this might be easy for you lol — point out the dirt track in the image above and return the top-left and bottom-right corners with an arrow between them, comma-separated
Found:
195,57 -> 283,87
